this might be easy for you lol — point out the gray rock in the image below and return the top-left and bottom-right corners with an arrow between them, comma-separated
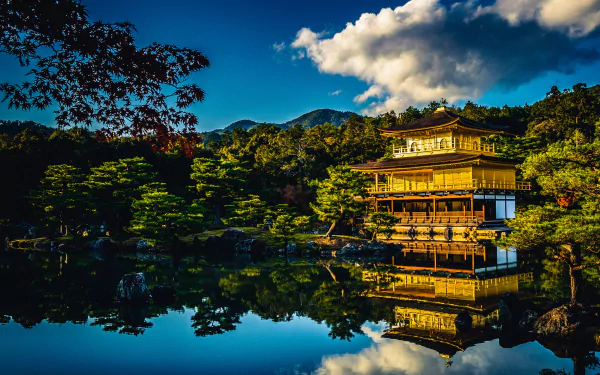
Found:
362,241 -> 387,254
221,229 -> 247,243
136,239 -> 154,251
534,303 -> 592,338
116,273 -> 150,304
519,310 -> 539,331
337,243 -> 361,256
286,242 -> 297,253
89,238 -> 114,260
235,239 -> 254,253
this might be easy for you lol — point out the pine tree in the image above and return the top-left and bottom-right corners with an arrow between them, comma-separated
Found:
190,157 -> 248,225
270,214 -> 311,247
498,135 -> 600,304
222,195 -> 268,227
87,157 -> 157,232
30,164 -> 88,235
310,165 -> 371,237
128,183 -> 205,245
366,212 -> 399,240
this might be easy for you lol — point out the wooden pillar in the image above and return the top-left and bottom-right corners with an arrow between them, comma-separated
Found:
392,255 -> 395,266
434,248 -> 437,270
472,252 -> 475,272
375,173 -> 379,192
470,195 -> 474,217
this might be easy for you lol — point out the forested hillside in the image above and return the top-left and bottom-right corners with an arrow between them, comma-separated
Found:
1,83 -> 599,238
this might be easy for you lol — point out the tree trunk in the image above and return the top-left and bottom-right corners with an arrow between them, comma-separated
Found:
568,244 -> 583,305
324,263 -> 338,283
568,264 -> 583,305
213,204 -> 222,226
324,222 -> 336,238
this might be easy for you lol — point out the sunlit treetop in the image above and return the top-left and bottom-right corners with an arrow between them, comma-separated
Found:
0,0 -> 209,152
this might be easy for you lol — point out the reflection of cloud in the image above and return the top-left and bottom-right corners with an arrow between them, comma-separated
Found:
311,325 -> 566,375
291,0 -> 600,115
328,90 -> 343,96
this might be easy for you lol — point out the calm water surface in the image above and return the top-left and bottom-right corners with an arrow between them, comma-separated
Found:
0,252 -> 592,375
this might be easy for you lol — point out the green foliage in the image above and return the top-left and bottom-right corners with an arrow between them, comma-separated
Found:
190,157 -> 248,224
366,212 -> 399,240
499,136 -> 600,303
128,183 -> 205,244
269,214 -> 311,245
528,83 -> 600,143
222,194 -> 268,227
310,165 -> 371,236
87,157 -> 158,231
29,164 -> 88,234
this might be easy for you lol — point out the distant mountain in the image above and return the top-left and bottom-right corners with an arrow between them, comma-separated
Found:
218,109 -> 357,133
0,120 -> 54,137
223,119 -> 260,132
282,109 -> 356,128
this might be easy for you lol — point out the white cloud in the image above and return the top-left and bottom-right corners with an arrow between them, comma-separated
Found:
329,90 -> 343,96
291,0 -> 600,116
477,0 -> 600,37
272,42 -> 286,53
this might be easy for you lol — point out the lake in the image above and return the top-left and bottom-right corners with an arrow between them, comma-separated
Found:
0,252 -> 593,375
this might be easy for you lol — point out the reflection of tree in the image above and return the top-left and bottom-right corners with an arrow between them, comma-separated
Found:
91,306 -> 157,336
0,253 -> 389,342
309,281 -> 369,341
191,297 -> 241,336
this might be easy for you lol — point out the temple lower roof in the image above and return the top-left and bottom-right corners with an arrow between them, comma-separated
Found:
351,153 -> 516,171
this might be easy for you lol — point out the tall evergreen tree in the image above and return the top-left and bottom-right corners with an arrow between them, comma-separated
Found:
310,165 -> 371,237
498,135 -> 600,304
190,157 -> 247,225
87,157 -> 157,232
30,164 -> 87,235
222,195 -> 268,227
128,183 -> 204,245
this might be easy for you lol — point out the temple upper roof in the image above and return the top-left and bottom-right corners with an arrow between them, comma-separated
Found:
379,107 -> 506,136
351,153 -> 516,171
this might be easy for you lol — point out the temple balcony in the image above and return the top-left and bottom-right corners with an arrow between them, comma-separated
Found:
387,211 -> 484,225
392,139 -> 495,158
367,179 -> 531,194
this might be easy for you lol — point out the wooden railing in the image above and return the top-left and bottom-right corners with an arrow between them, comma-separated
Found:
393,140 -> 495,156
367,179 -> 531,194
388,212 -> 483,224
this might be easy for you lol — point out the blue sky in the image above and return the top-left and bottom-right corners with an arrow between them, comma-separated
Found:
1,0 -> 599,131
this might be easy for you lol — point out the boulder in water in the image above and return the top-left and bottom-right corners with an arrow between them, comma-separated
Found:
534,303 -> 592,338
519,310 -> 539,331
499,292 -> 523,326
117,273 -> 150,304
337,243 -> 361,256
455,310 -> 473,333
362,241 -> 387,254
